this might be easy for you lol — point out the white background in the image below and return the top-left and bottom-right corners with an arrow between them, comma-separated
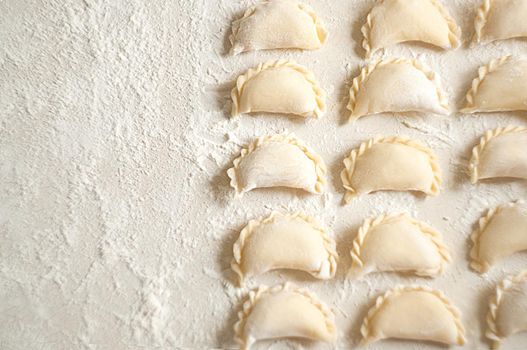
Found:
1,0 -> 526,349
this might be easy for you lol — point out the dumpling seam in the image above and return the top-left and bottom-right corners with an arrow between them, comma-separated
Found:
231,211 -> 338,286
462,55 -> 512,113
469,125 -> 527,183
360,285 -> 466,346
230,59 -> 326,117
360,0 -> 460,58
473,0 -> 492,43
227,133 -> 327,195
349,213 -> 451,277
486,270 -> 527,349
297,2 -> 328,44
233,283 -> 336,349
347,58 -> 449,121
340,136 -> 442,202
229,1 -> 327,55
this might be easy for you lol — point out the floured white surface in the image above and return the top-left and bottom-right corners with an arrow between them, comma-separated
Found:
1,0 -> 527,349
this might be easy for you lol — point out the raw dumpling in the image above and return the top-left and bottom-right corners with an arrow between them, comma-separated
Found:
231,211 -> 338,286
470,201 -> 527,273
349,213 -> 450,278
231,60 -> 325,118
462,56 -> 527,113
487,270 -> 527,349
361,0 -> 460,58
360,285 -> 466,346
347,58 -> 449,122
470,126 -> 527,184
230,0 -> 327,55
227,134 -> 326,196
340,136 -> 441,202
474,0 -> 527,44
234,283 -> 336,349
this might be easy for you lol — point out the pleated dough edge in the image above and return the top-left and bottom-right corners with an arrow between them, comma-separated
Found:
359,285 -> 466,346
349,213 -> 451,278
486,270 -> 527,349
230,59 -> 326,118
233,282 -> 336,349
227,133 -> 327,196
461,55 -> 513,113
229,1 -> 328,55
340,136 -> 442,203
473,0 -> 492,43
469,200 -> 525,273
231,211 -> 338,287
469,125 -> 527,184
346,58 -> 449,122
360,0 -> 460,59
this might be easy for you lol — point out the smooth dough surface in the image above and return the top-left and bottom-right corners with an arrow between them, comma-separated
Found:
475,0 -> 527,44
487,271 -> 527,349
349,213 -> 450,278
348,58 -> 449,121
470,201 -> 527,273
227,134 -> 326,196
341,137 -> 441,202
362,0 -> 460,57
230,0 -> 327,55
470,126 -> 527,183
234,283 -> 336,349
231,212 -> 338,286
360,286 -> 466,346
231,60 -> 325,118
463,56 -> 527,113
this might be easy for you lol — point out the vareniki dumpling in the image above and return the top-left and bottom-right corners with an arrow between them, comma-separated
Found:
231,211 -> 338,286
231,60 -> 325,118
341,136 -> 441,202
361,0 -> 460,58
470,126 -> 527,184
487,270 -> 527,349
347,58 -> 449,121
462,56 -> 527,114
474,0 -> 527,44
230,0 -> 327,55
234,283 -> 336,349
360,285 -> 466,346
228,134 -> 326,196
349,213 -> 450,278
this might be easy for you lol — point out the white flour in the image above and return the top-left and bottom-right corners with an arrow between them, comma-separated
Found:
1,0 -> 526,349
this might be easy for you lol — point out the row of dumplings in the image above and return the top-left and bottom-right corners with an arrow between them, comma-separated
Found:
227,126 -> 527,201
232,201 -> 527,287
231,56 -> 527,121
234,271 -> 527,349
230,0 -> 527,57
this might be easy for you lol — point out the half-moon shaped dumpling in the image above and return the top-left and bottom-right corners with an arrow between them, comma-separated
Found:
361,0 -> 460,58
487,270 -> 527,349
474,0 -> 527,44
349,213 -> 451,278
228,134 -> 326,196
229,0 -> 327,55
470,126 -> 527,184
231,60 -> 325,118
470,201 -> 527,273
340,136 -> 441,203
462,56 -> 527,114
347,58 -> 449,122
231,211 -> 338,286
360,285 -> 466,346
234,283 -> 336,349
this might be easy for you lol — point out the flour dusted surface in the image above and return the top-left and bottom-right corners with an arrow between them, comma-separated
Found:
1,0 -> 527,349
